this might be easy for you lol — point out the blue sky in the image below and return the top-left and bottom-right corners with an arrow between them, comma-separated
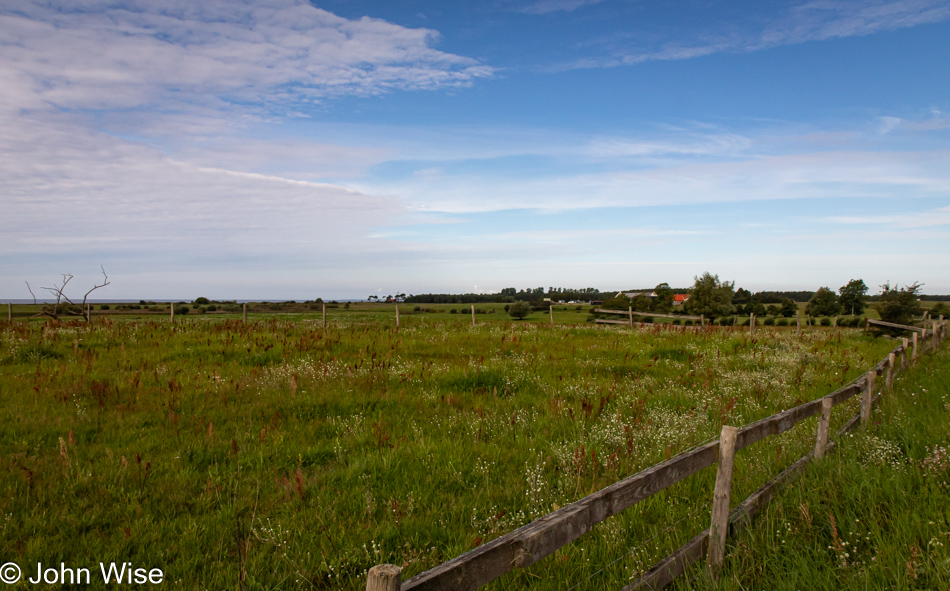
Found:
2,0 -> 949,300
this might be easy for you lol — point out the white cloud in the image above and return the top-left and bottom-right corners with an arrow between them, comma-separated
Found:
0,110 -> 406,267
0,0 -> 493,118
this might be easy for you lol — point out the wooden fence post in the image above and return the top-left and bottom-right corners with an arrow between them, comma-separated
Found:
366,564 -> 401,591
549,305 -> 554,327
322,302 -> 326,330
170,303 -> 175,323
628,306 -> 633,328
833,315 -> 837,328
243,303 -> 247,323
8,302 -> 12,322
396,305 -> 400,328
901,338 -> 909,370
861,371 -> 875,427
749,313 -> 755,338
700,314 -> 704,328
885,353 -> 896,390
796,313 -> 801,335
471,304 -> 475,327
814,397 -> 833,460
912,332 -> 918,364
933,321 -> 939,348
706,425 -> 738,579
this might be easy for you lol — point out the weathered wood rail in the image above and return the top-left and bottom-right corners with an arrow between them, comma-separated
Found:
366,319 -> 948,590
593,308 -> 704,328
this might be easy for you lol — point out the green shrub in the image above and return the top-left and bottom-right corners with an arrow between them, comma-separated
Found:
776,318 -> 788,326
450,309 -> 457,314
642,317 -> 654,323
820,317 -> 831,326
174,305 -> 189,315
764,317 -> 775,326
99,304 -> 110,310
684,320 -> 693,326
413,306 -> 421,312
672,319 -> 681,325
508,301 -> 532,320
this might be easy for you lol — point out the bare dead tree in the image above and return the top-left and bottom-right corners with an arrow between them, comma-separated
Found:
25,281 -> 37,305
38,267 -> 110,321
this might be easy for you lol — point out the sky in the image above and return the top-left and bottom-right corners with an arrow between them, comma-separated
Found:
2,0 -> 949,300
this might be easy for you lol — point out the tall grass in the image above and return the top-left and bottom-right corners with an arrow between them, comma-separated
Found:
0,318 -> 895,589
670,339 -> 950,590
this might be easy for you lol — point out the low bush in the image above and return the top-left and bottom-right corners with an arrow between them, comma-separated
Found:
764,317 -> 775,326
820,317 -> 831,326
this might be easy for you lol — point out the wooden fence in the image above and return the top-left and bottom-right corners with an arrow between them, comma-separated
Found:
367,319 -> 948,590
593,308 -> 704,328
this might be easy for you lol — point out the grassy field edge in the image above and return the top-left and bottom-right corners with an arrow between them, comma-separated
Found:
675,341 -> 950,590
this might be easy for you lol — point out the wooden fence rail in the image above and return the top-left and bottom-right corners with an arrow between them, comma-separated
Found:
367,320 -> 947,591
865,318 -> 927,333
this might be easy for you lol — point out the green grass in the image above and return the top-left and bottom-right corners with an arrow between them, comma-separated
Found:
670,338 -> 950,590
0,317 -> 906,589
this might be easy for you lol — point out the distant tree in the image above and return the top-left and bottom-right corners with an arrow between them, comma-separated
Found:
778,298 -> 798,318
194,297 -> 210,305
875,282 -> 922,326
35,267 -> 110,322
838,279 -> 868,316
600,293 -> 632,310
653,283 -> 674,314
806,287 -> 840,317
684,272 -> 735,319
931,302 -> 950,318
733,287 -> 752,306
507,300 -> 531,320
632,293 -> 654,312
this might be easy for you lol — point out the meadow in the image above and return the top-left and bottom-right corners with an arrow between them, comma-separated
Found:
0,313 -> 903,589
688,334 -> 950,590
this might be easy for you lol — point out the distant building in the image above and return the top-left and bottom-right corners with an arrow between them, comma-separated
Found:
673,294 -> 690,305
617,291 -> 658,299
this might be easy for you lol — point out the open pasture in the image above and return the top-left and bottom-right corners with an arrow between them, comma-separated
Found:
0,318 -> 895,589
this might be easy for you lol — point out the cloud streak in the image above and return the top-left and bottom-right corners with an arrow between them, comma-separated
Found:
558,0 -> 950,69
519,0 -> 605,15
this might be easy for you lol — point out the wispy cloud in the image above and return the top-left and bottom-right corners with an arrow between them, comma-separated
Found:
519,0 -> 605,15
824,206 -> 950,228
370,148 -> 950,214
558,0 -> 950,69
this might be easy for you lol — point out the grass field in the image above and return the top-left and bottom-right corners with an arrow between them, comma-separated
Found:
0,315 -> 913,589
679,335 -> 950,590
